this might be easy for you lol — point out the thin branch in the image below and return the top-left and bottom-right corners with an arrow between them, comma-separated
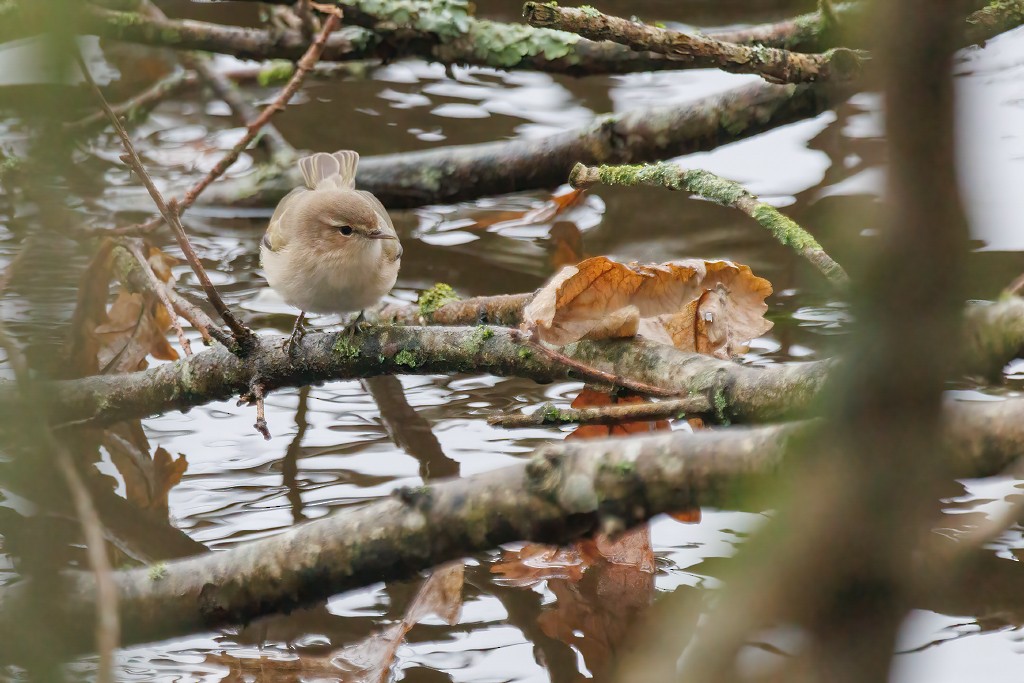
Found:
570,162 -> 850,287
64,69 -> 196,135
138,0 -> 294,163
124,241 -> 192,356
375,293 -> 532,327
111,244 -> 218,345
523,2 -> 865,85
489,397 -> 703,428
128,10 -> 340,235
73,50 -> 253,349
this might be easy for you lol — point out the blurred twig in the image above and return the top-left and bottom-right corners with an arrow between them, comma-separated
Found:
64,69 -> 196,134
0,326 -> 120,682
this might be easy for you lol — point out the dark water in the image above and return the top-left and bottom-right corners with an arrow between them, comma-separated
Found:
2,1 -> 1024,681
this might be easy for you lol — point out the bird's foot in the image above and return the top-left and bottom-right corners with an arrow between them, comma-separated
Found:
340,310 -> 369,341
282,312 -> 307,357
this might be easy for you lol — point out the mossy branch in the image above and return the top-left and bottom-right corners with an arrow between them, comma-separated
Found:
523,2 -> 865,84
570,162 -> 849,287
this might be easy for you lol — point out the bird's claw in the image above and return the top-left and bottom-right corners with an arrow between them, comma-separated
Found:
282,312 -> 307,356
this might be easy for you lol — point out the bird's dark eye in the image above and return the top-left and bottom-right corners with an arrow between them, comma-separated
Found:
338,225 -> 353,236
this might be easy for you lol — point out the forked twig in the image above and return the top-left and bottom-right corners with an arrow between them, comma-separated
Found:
124,240 -> 192,356
74,51 -> 252,349
126,9 -> 341,234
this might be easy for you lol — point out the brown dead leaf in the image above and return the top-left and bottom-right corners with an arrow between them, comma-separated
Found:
95,289 -> 179,373
64,239 -> 116,378
536,526 -> 657,678
524,256 -> 772,357
151,447 -> 187,516
491,544 -> 589,586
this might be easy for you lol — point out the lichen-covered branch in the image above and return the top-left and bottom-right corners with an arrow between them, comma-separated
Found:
212,78 -> 852,209
569,162 -> 849,287
523,2 -> 864,84
2,395 -> 1024,661
376,291 -> 533,327
0,326 -> 830,428
966,0 -> 1024,45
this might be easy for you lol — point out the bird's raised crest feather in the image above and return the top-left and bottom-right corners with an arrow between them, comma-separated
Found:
298,150 -> 359,191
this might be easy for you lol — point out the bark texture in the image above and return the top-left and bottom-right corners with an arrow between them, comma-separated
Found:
2,326 -> 830,427
523,3 -> 864,84
213,79 -> 851,209
2,397 -> 1023,661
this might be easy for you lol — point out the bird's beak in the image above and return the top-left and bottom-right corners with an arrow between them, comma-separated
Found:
366,230 -> 398,240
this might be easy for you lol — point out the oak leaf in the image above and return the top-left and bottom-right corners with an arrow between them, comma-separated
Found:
524,256 -> 772,358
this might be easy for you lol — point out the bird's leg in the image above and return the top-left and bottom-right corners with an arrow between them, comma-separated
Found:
341,310 -> 367,341
283,311 -> 307,356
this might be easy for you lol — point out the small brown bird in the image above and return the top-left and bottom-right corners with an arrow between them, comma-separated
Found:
260,150 -> 401,348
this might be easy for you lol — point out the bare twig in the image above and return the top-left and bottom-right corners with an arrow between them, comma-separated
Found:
570,162 -> 849,287
250,381 -> 271,440
74,51 -> 252,349
512,329 -> 677,397
181,10 -> 338,207
124,241 -> 192,356
109,244 -> 217,345
523,2 -> 865,85
64,70 -> 196,135
134,0 -> 294,164
489,396 -> 704,428
125,9 -> 339,235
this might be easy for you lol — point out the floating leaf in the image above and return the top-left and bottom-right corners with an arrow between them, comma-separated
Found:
524,256 -> 772,356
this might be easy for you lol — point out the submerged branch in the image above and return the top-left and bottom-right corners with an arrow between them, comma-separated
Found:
569,162 -> 850,287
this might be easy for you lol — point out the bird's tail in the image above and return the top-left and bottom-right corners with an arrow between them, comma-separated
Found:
298,150 -> 359,190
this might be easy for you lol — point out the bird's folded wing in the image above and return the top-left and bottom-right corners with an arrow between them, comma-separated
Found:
262,187 -> 306,252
